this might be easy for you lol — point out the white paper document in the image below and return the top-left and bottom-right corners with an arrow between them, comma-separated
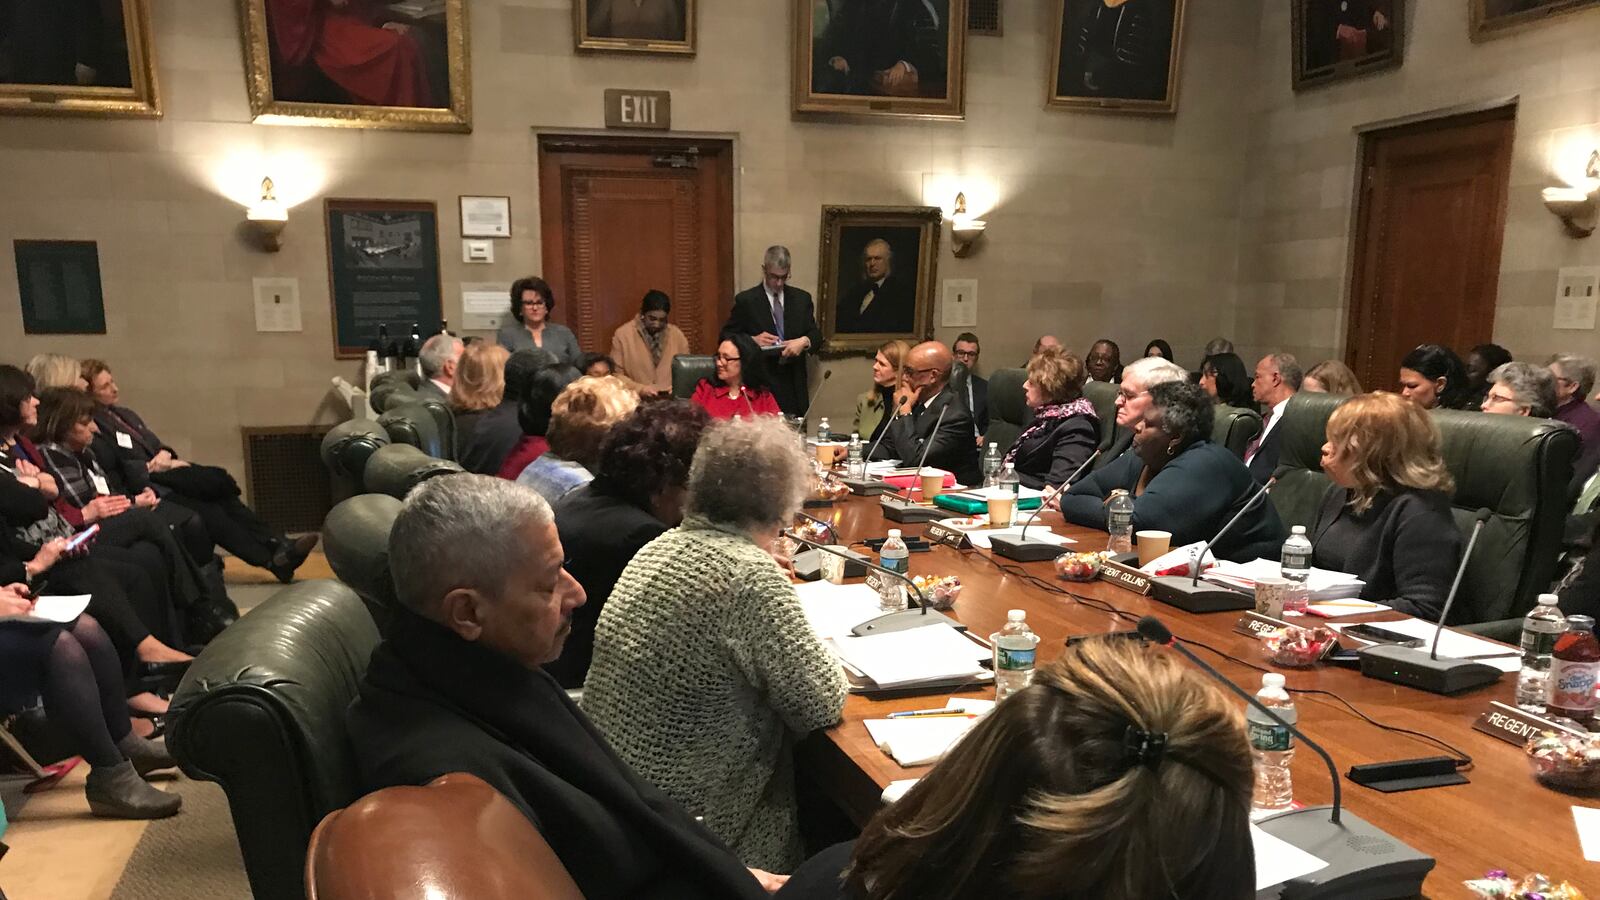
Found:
1331,618 -> 1521,673
1204,559 -> 1364,602
965,526 -> 1074,551
1252,824 -> 1329,890
1572,806 -> 1600,862
0,594 -> 90,624
795,582 -> 885,641
831,623 -> 989,689
865,699 -> 996,767
1301,599 -> 1390,618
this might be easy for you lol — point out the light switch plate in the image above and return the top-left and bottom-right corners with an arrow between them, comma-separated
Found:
463,239 -> 494,264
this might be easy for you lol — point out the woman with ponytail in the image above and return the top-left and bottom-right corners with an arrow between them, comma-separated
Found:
779,636 -> 1256,899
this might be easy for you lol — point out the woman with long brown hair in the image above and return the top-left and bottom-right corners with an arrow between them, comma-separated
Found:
780,637 -> 1255,900
853,339 -> 911,443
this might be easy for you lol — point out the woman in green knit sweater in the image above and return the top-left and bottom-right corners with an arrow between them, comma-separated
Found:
582,415 -> 847,873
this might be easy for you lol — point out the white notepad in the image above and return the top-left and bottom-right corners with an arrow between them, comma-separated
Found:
831,623 -> 989,689
0,594 -> 90,624
864,699 -> 995,767
794,582 -> 886,641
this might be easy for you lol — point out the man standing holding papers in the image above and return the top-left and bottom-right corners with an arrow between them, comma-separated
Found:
725,246 -> 820,417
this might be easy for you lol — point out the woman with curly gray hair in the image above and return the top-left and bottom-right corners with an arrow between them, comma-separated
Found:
582,415 -> 847,874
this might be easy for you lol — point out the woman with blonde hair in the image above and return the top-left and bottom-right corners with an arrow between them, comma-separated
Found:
853,339 -> 911,442
450,342 -> 510,459
1312,392 -> 1460,620
26,353 -> 86,391
514,375 -> 639,504
1302,360 -> 1363,395
779,636 -> 1254,899
1004,347 -> 1098,490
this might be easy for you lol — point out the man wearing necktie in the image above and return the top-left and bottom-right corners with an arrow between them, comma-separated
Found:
724,245 -> 820,417
1245,352 -> 1302,484
836,237 -> 916,335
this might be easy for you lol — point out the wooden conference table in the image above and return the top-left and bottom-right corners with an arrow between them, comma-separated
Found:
796,494 -> 1589,892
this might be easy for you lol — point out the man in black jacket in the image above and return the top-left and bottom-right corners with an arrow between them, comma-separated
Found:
869,341 -> 980,485
346,474 -> 777,899
724,245 -> 820,417
952,332 -> 988,442
1245,352 -> 1301,484
836,238 -> 916,335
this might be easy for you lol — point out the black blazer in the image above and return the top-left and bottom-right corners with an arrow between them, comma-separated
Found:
957,373 -> 989,437
347,610 -> 768,900
869,386 -> 981,487
836,273 -> 915,335
725,285 -> 820,417
548,483 -> 668,688
1006,413 -> 1098,490
456,401 -> 523,476
1246,423 -> 1283,485
1310,486 -> 1461,622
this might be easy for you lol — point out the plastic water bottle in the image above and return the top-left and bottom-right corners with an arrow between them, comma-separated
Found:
1547,614 -> 1600,726
1106,489 -> 1134,554
1248,673 -> 1296,816
982,443 -> 1003,488
817,417 -> 832,443
1516,594 -> 1567,713
1280,526 -> 1313,614
877,529 -> 909,612
846,432 -> 865,479
991,610 -> 1038,701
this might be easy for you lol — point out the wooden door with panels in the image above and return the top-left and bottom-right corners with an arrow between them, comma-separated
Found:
538,136 -> 735,357
1344,105 -> 1516,392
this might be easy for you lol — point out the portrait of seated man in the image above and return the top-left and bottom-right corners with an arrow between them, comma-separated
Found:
1302,0 -> 1393,71
264,0 -> 450,108
0,0 -> 133,88
834,234 -> 918,335
586,0 -> 686,41
1055,0 -> 1177,103
811,0 -> 949,98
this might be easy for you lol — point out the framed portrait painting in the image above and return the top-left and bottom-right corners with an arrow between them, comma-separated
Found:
817,206 -> 940,354
238,0 -> 471,132
1048,0 -> 1186,114
792,0 -> 967,120
1470,0 -> 1600,40
1292,0 -> 1402,90
575,0 -> 695,55
0,0 -> 160,118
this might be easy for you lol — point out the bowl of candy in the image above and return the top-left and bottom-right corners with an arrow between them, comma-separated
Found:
812,475 -> 851,502
1054,551 -> 1106,582
911,574 -> 962,610
791,517 -> 833,545
1525,730 -> 1600,791
1466,868 -> 1588,899
1259,625 -> 1338,668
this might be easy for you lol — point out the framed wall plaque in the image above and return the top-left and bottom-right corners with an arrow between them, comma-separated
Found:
325,199 -> 443,358
14,240 -> 106,334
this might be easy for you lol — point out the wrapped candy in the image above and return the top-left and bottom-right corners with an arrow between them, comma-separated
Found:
910,574 -> 962,610
1259,624 -> 1338,668
1525,730 -> 1600,790
1055,551 -> 1108,582
1465,868 -> 1585,899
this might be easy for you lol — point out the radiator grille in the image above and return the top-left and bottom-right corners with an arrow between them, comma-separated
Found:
969,0 -> 1001,35
242,426 -> 335,534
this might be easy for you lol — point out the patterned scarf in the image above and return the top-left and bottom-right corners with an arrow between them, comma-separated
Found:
1004,398 -> 1098,466
637,318 -> 664,367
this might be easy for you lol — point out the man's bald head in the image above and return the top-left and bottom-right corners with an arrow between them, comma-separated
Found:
907,341 -> 953,392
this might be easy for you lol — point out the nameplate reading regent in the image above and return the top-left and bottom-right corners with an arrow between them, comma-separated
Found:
1097,559 -> 1152,596
923,522 -> 972,550
1472,701 -> 1586,747
1234,611 -> 1293,639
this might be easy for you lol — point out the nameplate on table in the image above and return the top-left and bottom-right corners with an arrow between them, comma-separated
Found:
1097,559 -> 1151,596
864,570 -> 887,594
1472,700 -> 1586,747
1234,611 -> 1293,639
923,521 -> 972,550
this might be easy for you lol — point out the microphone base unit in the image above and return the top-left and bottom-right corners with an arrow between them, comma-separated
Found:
1253,806 -> 1434,899
988,535 -> 1064,562
792,547 -> 869,582
841,476 -> 894,496
1356,644 -> 1503,696
1149,575 -> 1255,613
850,608 -> 967,636
879,496 -> 945,523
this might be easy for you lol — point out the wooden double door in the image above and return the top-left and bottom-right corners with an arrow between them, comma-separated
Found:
538,135 -> 735,357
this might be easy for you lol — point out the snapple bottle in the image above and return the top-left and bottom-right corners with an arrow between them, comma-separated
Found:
1547,615 -> 1600,726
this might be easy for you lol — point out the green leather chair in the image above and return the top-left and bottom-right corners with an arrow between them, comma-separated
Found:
1212,404 -> 1264,459
985,368 -> 1028,455
362,444 -> 463,500
369,373 -> 421,414
671,355 -> 715,400
320,420 -> 390,488
378,400 -> 454,460
1270,392 -> 1580,625
167,580 -> 380,900
1082,380 -> 1127,469
322,494 -> 403,633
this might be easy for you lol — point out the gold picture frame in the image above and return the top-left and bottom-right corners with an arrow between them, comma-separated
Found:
238,0 -> 471,132
792,0 -> 967,120
0,0 -> 161,119
1047,0 -> 1186,114
1291,0 -> 1403,91
575,0 -> 696,56
817,205 -> 941,355
1470,0 -> 1600,41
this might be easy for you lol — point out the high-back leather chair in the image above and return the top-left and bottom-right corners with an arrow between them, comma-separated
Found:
362,444 -> 463,500
1212,403 -> 1263,459
369,372 -> 422,414
1081,380 -> 1126,469
377,401 -> 453,460
1270,391 -> 1580,624
985,368 -> 1028,455
306,773 -> 581,900
320,420 -> 390,489
323,494 -> 403,633
168,580 -> 380,900
671,355 -> 715,400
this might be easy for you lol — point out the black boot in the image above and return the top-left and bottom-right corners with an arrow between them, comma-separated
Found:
85,761 -> 182,819
117,732 -> 177,777
267,534 -> 318,584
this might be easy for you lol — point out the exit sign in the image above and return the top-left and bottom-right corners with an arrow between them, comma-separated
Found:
604,89 -> 671,130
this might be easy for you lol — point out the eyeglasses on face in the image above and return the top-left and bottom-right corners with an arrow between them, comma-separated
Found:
519,298 -> 549,308
953,350 -> 978,361
715,353 -> 741,364
1117,388 -> 1148,402
1483,391 -> 1519,407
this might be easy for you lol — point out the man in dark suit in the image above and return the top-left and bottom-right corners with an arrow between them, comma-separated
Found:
724,245 -> 820,417
952,332 -> 988,442
869,341 -> 980,486
836,238 -> 916,335
1245,352 -> 1301,484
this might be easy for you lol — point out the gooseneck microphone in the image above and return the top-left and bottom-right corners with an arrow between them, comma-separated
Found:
1190,472 -> 1280,587
880,401 -> 951,524
1146,469 -> 1284,613
845,398 -> 907,496
989,449 -> 1102,562
784,531 -> 951,636
803,370 -> 833,422
903,401 -> 950,495
1135,615 -> 1435,897
1359,508 -> 1501,695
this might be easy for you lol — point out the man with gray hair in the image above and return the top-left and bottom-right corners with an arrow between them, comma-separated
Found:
1550,354 -> 1600,453
346,474 -> 778,898
1104,356 -> 1188,461
1245,352 -> 1303,484
416,332 -> 464,403
725,244 -> 820,417
1483,362 -> 1558,419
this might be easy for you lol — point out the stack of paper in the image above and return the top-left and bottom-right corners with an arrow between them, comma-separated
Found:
0,594 -> 89,624
864,699 -> 995,767
1331,618 -> 1522,673
1203,559 -> 1365,602
795,581 -> 885,641
831,623 -> 989,690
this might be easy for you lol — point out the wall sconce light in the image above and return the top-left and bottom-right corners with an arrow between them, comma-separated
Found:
245,176 -> 289,251
1543,150 -> 1600,239
950,192 -> 987,258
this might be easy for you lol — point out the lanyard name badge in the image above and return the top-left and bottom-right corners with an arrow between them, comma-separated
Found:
115,431 -> 134,449
89,471 -> 111,496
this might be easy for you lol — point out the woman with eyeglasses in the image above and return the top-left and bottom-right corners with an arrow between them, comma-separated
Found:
692,333 -> 782,419
496,276 -> 583,369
